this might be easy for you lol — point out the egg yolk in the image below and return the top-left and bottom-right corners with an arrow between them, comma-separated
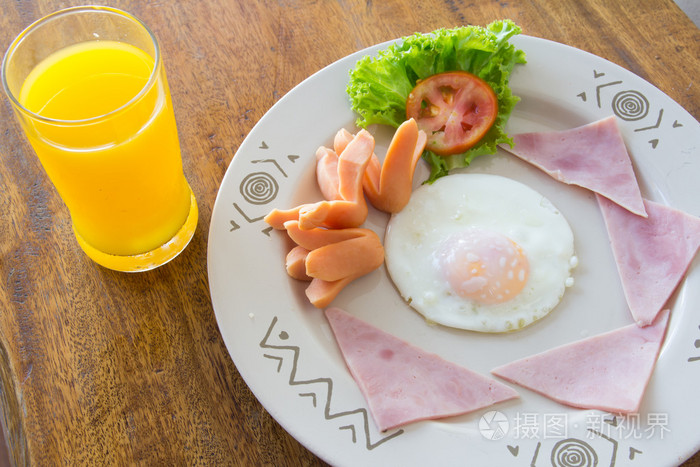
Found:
435,228 -> 529,304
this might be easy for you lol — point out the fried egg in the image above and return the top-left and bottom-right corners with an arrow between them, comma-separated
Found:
384,173 -> 576,332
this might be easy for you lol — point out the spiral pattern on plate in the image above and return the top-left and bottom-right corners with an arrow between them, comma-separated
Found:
611,90 -> 649,121
240,172 -> 278,205
550,438 -> 598,467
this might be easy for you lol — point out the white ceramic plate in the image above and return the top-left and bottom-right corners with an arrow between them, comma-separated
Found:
207,35 -> 700,466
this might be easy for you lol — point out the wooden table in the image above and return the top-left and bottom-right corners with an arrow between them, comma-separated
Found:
0,0 -> 697,465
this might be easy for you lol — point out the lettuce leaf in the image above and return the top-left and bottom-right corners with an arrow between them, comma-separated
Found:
347,20 -> 526,182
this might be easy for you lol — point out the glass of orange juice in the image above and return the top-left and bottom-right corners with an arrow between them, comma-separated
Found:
1,6 -> 198,272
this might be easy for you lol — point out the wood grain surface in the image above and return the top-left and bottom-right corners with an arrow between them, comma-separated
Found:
0,0 -> 698,465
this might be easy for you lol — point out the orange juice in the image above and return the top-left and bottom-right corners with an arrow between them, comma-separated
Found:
17,39 -> 196,267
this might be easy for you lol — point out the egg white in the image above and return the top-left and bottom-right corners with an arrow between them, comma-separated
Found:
384,173 -> 576,333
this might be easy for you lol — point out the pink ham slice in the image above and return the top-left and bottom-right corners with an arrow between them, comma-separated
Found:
325,307 -> 519,432
500,116 -> 647,217
597,195 -> 700,326
492,309 -> 670,414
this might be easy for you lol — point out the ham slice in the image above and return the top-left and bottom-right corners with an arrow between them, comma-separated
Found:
325,308 -> 519,432
500,116 -> 647,217
597,195 -> 700,326
492,309 -> 670,414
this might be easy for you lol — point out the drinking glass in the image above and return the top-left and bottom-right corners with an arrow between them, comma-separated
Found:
1,6 -> 198,272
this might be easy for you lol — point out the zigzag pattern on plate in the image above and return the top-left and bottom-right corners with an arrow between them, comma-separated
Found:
259,316 -> 404,450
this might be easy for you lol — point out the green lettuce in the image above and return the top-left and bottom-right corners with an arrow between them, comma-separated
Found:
347,20 -> 526,182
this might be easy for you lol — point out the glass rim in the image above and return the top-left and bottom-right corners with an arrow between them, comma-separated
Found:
1,5 -> 162,126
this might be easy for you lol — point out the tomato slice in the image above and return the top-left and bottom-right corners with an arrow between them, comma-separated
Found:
406,71 -> 498,156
